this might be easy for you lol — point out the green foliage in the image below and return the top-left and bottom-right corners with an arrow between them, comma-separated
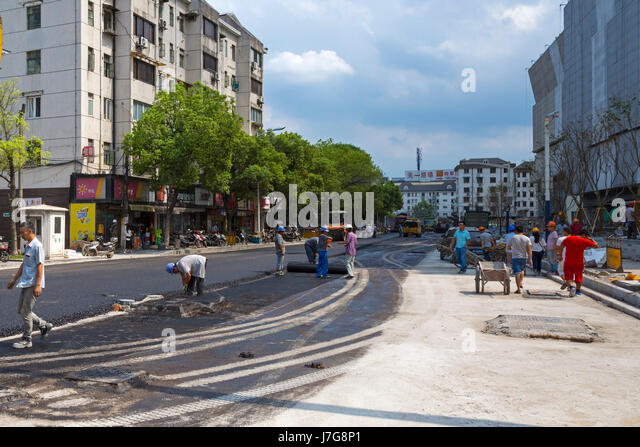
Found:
412,200 -> 433,220
374,181 -> 404,218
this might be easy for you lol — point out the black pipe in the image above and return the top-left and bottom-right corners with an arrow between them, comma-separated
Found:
286,262 -> 348,275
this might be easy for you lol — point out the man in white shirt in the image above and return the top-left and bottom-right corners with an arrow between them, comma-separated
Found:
167,255 -> 208,296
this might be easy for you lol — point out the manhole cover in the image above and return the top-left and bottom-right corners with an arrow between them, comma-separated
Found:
66,367 -> 147,385
523,290 -> 568,299
483,315 -> 601,343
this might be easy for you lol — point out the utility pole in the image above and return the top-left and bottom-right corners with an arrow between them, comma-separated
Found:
256,183 -> 260,240
416,147 -> 422,171
120,149 -> 129,251
545,112 -> 559,226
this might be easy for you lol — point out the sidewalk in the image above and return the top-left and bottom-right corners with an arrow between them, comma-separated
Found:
258,251 -> 640,427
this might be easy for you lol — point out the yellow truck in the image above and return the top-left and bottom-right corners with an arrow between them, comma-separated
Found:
403,218 -> 422,238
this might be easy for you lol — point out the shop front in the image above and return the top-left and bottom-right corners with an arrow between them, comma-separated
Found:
69,175 -> 112,249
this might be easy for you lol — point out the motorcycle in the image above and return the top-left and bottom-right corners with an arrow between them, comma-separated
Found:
236,230 -> 247,245
0,236 -> 9,263
189,229 -> 206,248
84,236 -> 116,258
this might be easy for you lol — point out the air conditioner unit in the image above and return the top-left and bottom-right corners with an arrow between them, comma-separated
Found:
137,36 -> 149,49
251,62 -> 257,71
159,20 -> 167,31
257,96 -> 264,105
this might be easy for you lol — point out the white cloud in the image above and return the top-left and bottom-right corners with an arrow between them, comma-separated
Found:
266,50 -> 355,84
495,2 -> 550,31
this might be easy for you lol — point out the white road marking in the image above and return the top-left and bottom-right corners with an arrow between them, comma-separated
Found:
46,271 -> 369,374
177,337 -> 377,388
0,276 -> 360,367
159,321 -> 387,381
74,363 -> 356,427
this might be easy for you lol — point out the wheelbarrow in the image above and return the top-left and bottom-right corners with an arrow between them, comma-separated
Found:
475,261 -> 510,295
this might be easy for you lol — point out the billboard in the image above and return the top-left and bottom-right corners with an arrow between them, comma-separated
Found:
114,178 -> 147,201
405,170 -> 457,182
70,203 -> 96,248
76,177 -> 106,200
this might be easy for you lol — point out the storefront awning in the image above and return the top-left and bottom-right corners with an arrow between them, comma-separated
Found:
130,204 -> 156,212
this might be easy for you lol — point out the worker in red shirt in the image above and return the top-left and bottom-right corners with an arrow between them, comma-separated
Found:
570,218 -> 583,235
561,229 -> 598,297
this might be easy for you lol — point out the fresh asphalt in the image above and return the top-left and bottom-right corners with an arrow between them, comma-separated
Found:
0,243 -> 356,337
0,235 -> 438,426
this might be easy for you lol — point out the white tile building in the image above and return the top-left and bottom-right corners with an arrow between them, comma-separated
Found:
455,158 -> 516,218
395,180 -> 457,219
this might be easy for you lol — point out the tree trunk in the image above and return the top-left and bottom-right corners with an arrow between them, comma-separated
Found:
8,164 -> 18,255
164,192 -> 178,247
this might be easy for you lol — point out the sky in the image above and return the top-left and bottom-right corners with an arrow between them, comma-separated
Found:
212,0 -> 564,178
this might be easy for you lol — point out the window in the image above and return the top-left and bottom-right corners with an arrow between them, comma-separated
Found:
490,177 -> 496,184
103,98 -> 112,120
231,45 -> 236,61
203,52 -> 217,73
88,93 -> 94,116
133,100 -> 151,121
27,5 -> 41,30
103,8 -> 114,31
159,38 -> 165,58
26,96 -> 41,118
251,107 -> 262,124
203,18 -> 217,39
232,75 -> 238,91
169,7 -> 174,26
251,78 -> 262,96
464,169 -> 469,174
159,4 -> 163,19
224,71 -> 229,88
179,49 -> 185,68
463,177 -> 470,184
133,58 -> 155,85
250,48 -> 263,67
103,143 -> 113,166
88,2 -> 95,26
104,54 -> 114,78
179,15 -> 184,32
134,15 -> 155,43
88,47 -> 95,71
490,168 -> 496,174
27,50 -> 41,74
170,43 -> 174,63
54,217 -> 62,235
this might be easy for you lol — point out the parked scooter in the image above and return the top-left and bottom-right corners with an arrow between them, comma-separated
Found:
85,236 -> 116,258
0,236 -> 9,263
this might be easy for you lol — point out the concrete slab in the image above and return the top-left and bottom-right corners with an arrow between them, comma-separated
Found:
483,315 -> 601,343
66,367 -> 147,386
523,289 -> 569,300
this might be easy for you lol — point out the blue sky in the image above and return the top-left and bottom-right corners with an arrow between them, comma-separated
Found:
213,0 -> 563,178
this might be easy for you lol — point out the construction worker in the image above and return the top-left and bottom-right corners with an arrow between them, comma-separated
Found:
304,236 -> 319,264
275,226 -> 286,276
166,254 -> 208,296
317,226 -> 332,279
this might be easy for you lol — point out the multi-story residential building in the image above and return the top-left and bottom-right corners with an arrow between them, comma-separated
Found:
514,162 -> 539,219
455,158 -> 516,218
394,180 -> 457,219
529,0 -> 640,217
0,0 -> 266,246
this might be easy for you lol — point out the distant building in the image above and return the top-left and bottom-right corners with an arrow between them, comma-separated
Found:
455,158 -> 516,218
394,180 -> 457,219
514,161 -> 539,218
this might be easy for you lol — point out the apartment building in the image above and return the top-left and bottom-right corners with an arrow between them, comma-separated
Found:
394,180 -> 457,219
0,0 -> 266,246
514,161 -> 539,218
455,158 -> 516,218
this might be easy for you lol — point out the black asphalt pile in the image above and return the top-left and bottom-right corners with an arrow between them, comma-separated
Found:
287,262 -> 348,274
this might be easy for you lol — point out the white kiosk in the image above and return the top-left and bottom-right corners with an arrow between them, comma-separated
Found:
18,205 -> 68,260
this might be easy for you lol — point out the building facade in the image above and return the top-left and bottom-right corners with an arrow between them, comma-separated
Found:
394,180 -> 457,219
529,0 -> 640,216
455,158 -> 516,219
514,162 -> 539,218
0,0 -> 265,246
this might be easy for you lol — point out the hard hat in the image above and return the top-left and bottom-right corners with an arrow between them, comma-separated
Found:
321,226 -> 329,232
166,263 -> 175,274
573,218 -> 579,223
547,221 -> 556,227
345,224 -> 353,230
508,225 -> 516,232
532,228 -> 540,233
478,227 -> 485,231
277,226 -> 285,232
112,219 -> 117,223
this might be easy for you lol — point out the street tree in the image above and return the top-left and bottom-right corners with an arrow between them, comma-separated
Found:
373,180 -> 403,223
412,200 -> 432,221
123,82 -> 239,242
0,79 -> 48,253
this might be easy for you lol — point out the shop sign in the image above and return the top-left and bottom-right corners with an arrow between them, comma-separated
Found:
22,198 -> 43,207
76,177 -> 106,200
195,187 -> 214,207
70,203 -> 96,249
114,179 -> 149,202
177,192 -> 195,204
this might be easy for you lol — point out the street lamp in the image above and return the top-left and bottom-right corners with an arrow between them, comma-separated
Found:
544,111 -> 559,225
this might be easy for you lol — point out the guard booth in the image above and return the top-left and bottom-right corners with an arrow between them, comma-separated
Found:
18,205 -> 68,260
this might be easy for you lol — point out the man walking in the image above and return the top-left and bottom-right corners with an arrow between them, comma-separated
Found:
342,224 -> 357,279
508,225 -> 533,294
478,227 -> 495,261
304,236 -> 319,264
554,227 -> 571,290
546,221 -> 559,274
7,222 -> 53,349
449,222 -> 471,274
561,230 -> 598,297
166,254 -> 208,296
504,225 -> 516,271
275,226 -> 286,277
570,218 -> 583,236
317,226 -> 332,279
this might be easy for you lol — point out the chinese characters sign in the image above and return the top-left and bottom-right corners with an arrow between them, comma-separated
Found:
405,170 -> 457,181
